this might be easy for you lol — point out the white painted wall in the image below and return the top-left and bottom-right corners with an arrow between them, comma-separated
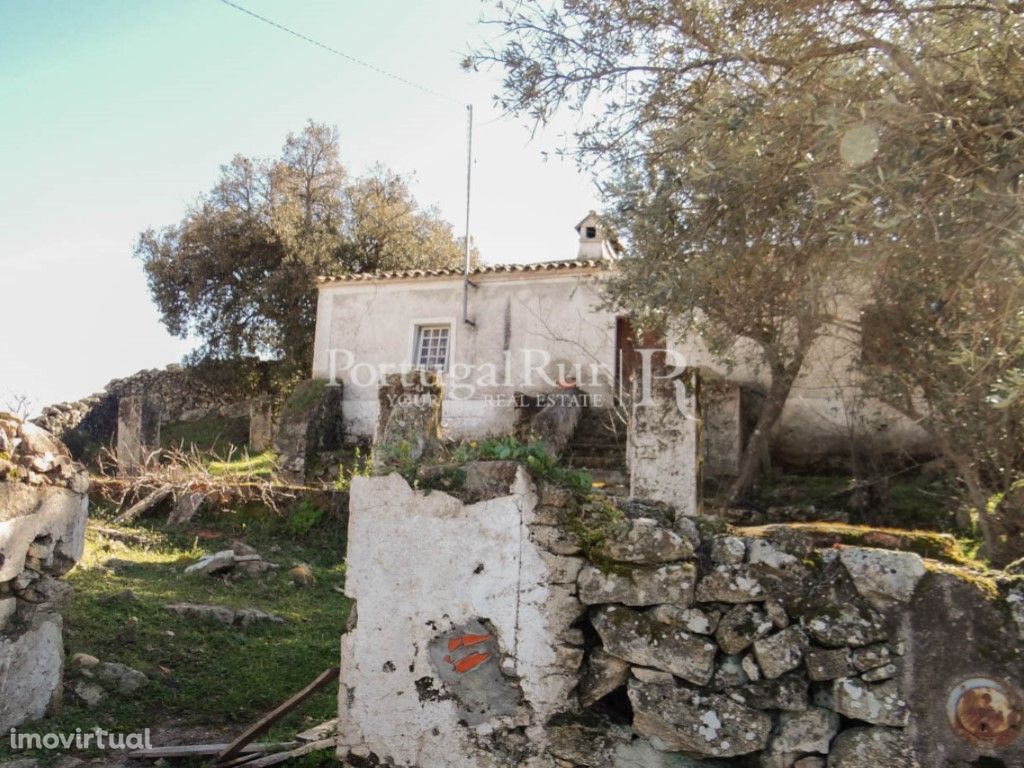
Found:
312,269 -> 617,439
339,470 -> 584,767
312,269 -> 933,459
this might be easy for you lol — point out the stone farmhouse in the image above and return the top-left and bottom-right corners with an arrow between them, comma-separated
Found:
311,211 -> 931,469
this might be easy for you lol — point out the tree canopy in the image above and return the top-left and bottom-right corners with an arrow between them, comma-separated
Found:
136,121 -> 469,377
472,1 -> 1024,559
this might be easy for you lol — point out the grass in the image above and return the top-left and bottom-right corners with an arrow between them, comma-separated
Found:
207,451 -> 278,479
160,414 -> 250,455
0,498 -> 349,766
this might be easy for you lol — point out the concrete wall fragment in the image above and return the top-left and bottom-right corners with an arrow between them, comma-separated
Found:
339,469 -> 584,767
627,369 -> 702,515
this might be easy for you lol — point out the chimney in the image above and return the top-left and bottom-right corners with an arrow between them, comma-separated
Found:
574,211 -> 619,260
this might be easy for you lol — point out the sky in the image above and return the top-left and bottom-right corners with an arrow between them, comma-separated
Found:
0,0 -> 599,415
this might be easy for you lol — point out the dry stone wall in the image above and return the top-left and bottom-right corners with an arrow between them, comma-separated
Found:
33,364 -> 257,460
341,463 -> 1024,768
0,415 -> 89,731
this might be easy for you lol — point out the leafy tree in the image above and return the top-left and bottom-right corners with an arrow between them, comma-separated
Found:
471,1 -> 1024,560
136,121 -> 468,377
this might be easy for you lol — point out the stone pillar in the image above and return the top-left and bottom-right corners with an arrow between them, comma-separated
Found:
273,380 -> 344,480
626,368 -> 702,515
248,398 -> 274,453
372,371 -> 442,472
116,396 -> 160,472
703,376 -> 743,477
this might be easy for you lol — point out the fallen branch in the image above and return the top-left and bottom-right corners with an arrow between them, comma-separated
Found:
213,667 -> 339,765
114,486 -> 172,524
128,742 -> 296,759
244,738 -> 336,768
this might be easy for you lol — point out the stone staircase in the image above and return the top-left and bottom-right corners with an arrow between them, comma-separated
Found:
565,408 -> 628,497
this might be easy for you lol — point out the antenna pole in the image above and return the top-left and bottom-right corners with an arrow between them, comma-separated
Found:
462,104 -> 475,326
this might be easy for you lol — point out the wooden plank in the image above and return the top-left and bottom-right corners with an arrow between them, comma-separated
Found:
244,738 -> 336,768
216,751 -> 268,768
213,667 -> 339,765
128,742 -> 296,758
295,718 -> 337,742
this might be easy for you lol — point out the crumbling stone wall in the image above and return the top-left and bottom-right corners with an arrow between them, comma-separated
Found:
0,415 -> 89,731
341,463 -> 1024,767
34,364 -> 259,460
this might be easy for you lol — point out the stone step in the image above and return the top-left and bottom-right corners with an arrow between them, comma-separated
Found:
567,444 -> 625,459
567,454 -> 625,470
570,437 -> 625,450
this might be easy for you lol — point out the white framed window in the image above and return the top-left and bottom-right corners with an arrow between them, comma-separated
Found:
414,324 -> 451,371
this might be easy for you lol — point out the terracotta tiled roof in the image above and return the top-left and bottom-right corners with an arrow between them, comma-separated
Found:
317,258 -> 612,285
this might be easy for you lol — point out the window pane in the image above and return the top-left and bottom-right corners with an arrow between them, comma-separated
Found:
415,325 -> 450,371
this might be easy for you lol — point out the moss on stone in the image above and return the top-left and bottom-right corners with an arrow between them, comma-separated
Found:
923,560 -> 1002,601
565,496 -> 632,574
280,378 -> 328,421
737,521 -> 981,567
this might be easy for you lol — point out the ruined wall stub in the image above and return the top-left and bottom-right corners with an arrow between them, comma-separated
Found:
273,380 -> 344,480
115,395 -> 160,472
703,377 -> 744,477
339,469 -> 584,767
627,368 -> 702,515
248,398 -> 274,453
372,371 -> 443,471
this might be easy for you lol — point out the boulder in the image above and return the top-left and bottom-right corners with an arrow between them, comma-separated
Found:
772,708 -> 840,754
806,647 -> 853,682
0,613 -> 64,730
711,655 -> 749,689
753,626 -> 806,679
829,677 -> 908,727
747,539 -> 802,571
838,548 -> 925,607
801,602 -> 888,648
648,605 -> 719,635
735,673 -> 809,712
95,661 -> 148,695
628,678 -> 772,758
695,564 -> 767,603
741,654 -> 761,682
183,550 -> 236,575
631,667 -> 675,685
850,643 -> 892,672
578,563 -> 696,607
715,604 -> 772,655
827,727 -> 919,767
73,681 -> 105,708
861,664 -> 896,683
578,648 -> 630,707
597,518 -> 695,564
591,605 -> 717,686
164,603 -> 284,627
710,535 -> 746,565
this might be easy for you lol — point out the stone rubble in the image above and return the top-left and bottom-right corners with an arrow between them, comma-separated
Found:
0,415 -> 89,732
164,602 -> 285,627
